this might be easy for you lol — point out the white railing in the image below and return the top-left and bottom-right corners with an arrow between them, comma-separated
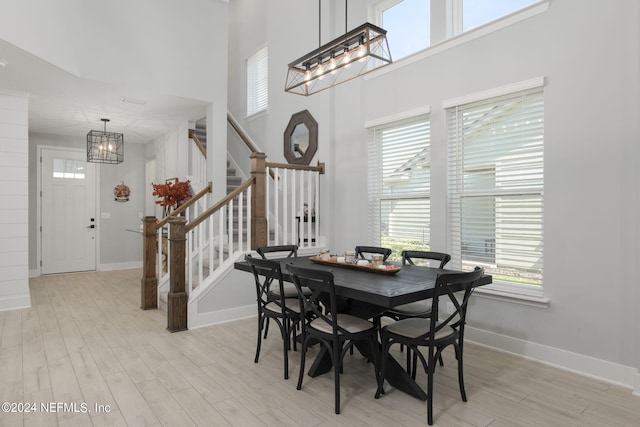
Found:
184,181 -> 252,296
266,165 -> 321,249
155,184 -> 213,293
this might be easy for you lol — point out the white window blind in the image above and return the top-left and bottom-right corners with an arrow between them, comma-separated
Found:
247,46 -> 268,116
368,114 -> 430,261
447,86 -> 544,294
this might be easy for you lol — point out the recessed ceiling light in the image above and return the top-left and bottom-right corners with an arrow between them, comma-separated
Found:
120,97 -> 147,105
0,59 -> 8,68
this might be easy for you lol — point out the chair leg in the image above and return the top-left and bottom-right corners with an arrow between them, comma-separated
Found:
263,317 -> 270,339
455,343 -> 467,401
334,342 -> 341,414
282,320 -> 289,380
254,313 -> 264,363
375,336 -> 389,399
427,350 -> 435,425
296,333 -> 307,390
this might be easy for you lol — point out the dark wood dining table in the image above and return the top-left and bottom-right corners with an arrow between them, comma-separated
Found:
234,255 -> 492,400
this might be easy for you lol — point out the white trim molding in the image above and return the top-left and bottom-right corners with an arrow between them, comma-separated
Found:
467,327 -> 639,394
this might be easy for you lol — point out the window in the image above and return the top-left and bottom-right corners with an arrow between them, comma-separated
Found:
452,0 -> 537,32
368,114 -> 430,261
373,0 -> 544,60
446,82 -> 544,295
53,158 -> 85,179
380,0 -> 430,60
459,0 -> 538,32
247,45 -> 268,116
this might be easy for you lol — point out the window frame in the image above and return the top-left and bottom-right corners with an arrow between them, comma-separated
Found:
445,78 -> 547,304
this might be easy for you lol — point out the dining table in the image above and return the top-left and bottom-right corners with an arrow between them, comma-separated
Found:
234,254 -> 492,401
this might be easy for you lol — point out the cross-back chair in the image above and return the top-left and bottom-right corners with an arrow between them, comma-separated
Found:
245,254 -> 306,380
379,250 -> 452,374
286,263 -> 381,414
375,266 -> 485,425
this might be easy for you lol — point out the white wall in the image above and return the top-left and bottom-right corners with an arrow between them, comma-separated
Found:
0,90 -> 30,311
226,0 -> 640,386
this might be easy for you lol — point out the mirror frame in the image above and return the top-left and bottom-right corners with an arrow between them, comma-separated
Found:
284,110 -> 318,165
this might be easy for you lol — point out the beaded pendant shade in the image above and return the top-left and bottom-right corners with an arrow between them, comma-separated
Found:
87,118 -> 124,164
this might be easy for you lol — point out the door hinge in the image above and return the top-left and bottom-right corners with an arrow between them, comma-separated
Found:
40,260 -> 42,267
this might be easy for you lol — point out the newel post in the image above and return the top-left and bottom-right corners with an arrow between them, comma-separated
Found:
141,216 -> 158,310
167,216 -> 188,332
251,151 -> 268,250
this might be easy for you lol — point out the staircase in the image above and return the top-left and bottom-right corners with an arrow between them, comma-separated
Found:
158,160 -> 244,313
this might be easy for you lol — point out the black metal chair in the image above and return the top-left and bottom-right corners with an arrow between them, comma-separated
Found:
387,251 -> 451,322
257,245 -> 299,300
245,254 -> 306,380
286,263 -> 381,414
375,267 -> 484,425
380,250 -> 452,374
354,245 -> 392,262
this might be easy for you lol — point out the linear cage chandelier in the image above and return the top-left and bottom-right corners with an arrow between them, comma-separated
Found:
285,21 -> 392,96
87,118 -> 124,164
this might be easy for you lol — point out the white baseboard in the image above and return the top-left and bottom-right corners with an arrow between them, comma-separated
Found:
0,294 -> 31,312
466,326 -> 639,394
97,262 -> 143,271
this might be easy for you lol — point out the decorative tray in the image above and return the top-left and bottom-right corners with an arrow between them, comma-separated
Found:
309,256 -> 401,275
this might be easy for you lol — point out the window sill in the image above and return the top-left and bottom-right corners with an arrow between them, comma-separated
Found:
245,109 -> 268,122
474,286 -> 550,309
365,0 -> 551,81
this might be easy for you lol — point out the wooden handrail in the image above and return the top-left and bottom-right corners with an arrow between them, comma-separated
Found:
156,182 -> 213,229
265,161 -> 325,174
186,177 -> 255,233
227,113 -> 258,154
188,129 -> 207,158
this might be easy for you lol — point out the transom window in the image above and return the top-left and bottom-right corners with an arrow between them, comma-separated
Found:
374,0 -> 541,60
53,158 -> 85,179
459,0 -> 539,32
368,114 -> 431,261
380,0 -> 430,60
446,83 -> 544,295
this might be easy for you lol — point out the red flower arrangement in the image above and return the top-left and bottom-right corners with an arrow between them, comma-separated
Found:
151,179 -> 192,208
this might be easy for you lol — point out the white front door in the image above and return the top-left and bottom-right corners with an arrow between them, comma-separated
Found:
41,148 -> 97,274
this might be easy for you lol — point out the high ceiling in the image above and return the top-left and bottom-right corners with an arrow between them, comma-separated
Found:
0,39 -> 209,145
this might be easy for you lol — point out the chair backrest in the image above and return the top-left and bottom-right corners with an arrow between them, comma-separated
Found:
354,245 -> 392,262
257,244 -> 298,259
430,267 -> 484,339
402,250 -> 451,269
245,254 -> 290,315
286,263 -> 351,337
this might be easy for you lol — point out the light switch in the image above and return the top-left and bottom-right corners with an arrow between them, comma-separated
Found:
101,212 -> 111,219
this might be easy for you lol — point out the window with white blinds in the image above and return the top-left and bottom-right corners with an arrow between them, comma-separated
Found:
447,86 -> 544,294
368,114 -> 430,261
247,45 -> 268,116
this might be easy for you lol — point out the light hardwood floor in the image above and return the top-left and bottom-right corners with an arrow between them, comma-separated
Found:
1,269 -> 639,426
